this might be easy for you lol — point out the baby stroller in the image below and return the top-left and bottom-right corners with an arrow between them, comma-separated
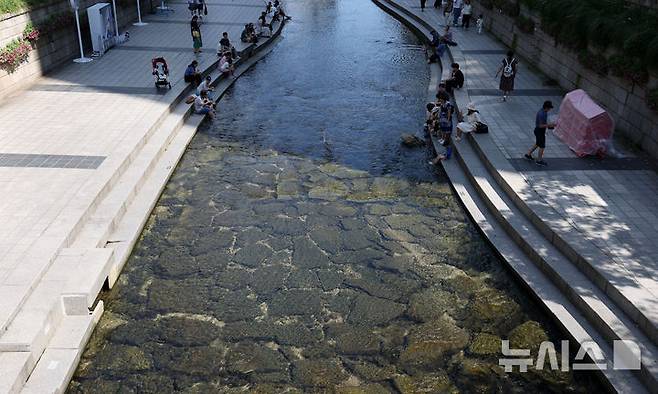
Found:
152,57 -> 172,89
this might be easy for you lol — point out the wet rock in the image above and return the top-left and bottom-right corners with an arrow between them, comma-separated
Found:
167,346 -> 226,376
194,252 -> 231,275
148,279 -> 208,312
334,326 -> 382,355
155,248 -> 197,278
400,316 -> 469,372
347,294 -> 406,326
108,320 -> 158,346
384,214 -> 428,231
233,243 -> 272,268
213,209 -> 258,227
269,289 -> 322,316
212,289 -> 261,322
316,203 -> 358,217
190,230 -> 234,256
68,378 -> 127,393
215,267 -> 251,290
341,230 -> 377,251
286,269 -> 320,288
393,372 -> 458,393
346,360 -> 397,382
370,177 -> 410,198
333,248 -> 387,266
400,133 -> 425,147
273,321 -> 322,346
123,373 -> 175,392
468,333 -> 502,357
250,265 -> 289,295
466,288 -> 523,334
508,321 -> 549,355
327,289 -> 357,315
407,288 -> 459,322
277,180 -> 304,199
157,317 -> 220,347
248,384 -> 303,394
225,343 -> 289,377
267,216 -> 307,236
308,180 -> 349,200
367,204 -> 392,216
336,384 -> 391,394
317,269 -> 344,290
292,237 -> 331,269
95,345 -> 153,372
292,359 -> 349,387
236,228 -> 269,245
309,227 -> 343,254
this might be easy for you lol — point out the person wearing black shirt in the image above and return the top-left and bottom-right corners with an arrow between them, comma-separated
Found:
445,63 -> 464,94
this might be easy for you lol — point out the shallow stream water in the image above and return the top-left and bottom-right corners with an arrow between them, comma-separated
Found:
69,0 -> 600,392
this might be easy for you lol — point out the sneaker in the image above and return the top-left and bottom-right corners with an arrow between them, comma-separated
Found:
535,160 -> 548,166
438,139 -> 444,145
524,154 -> 533,161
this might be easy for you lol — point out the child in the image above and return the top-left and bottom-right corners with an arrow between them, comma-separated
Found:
476,14 -> 484,34
424,103 -> 437,134
437,97 -> 453,145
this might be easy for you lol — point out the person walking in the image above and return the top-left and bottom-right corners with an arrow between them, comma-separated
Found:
495,50 -> 518,101
191,15 -> 203,54
525,100 -> 556,166
461,0 -> 472,29
443,0 -> 453,26
452,0 -> 463,26
420,0 -> 426,11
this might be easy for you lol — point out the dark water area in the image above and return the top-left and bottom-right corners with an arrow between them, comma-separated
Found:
69,0 -> 601,392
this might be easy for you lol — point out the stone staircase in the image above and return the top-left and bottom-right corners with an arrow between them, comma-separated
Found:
0,20 -> 284,394
372,0 -> 657,392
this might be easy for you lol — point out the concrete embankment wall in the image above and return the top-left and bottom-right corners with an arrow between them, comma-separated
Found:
472,1 -> 658,159
0,0 -> 148,97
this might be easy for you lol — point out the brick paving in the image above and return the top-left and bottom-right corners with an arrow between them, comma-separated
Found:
393,0 -> 658,325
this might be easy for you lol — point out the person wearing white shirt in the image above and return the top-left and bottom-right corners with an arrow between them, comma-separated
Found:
452,0 -> 463,26
194,91 -> 215,118
196,75 -> 214,98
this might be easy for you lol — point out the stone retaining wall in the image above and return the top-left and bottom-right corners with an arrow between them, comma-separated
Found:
0,0 -> 149,97
473,2 -> 658,159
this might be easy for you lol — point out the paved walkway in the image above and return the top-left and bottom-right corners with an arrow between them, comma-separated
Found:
392,0 -> 658,340
0,0 -> 268,388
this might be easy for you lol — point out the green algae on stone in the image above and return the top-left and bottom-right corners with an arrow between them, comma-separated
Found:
468,333 -> 503,356
400,315 -> 470,372
347,294 -> 406,326
393,372 -> 459,394
292,358 -> 349,387
407,288 -> 459,322
508,320 -> 549,355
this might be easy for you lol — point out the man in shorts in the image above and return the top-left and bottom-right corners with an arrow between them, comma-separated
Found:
525,100 -> 556,166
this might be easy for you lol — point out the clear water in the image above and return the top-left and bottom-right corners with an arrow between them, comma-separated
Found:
69,0 -> 600,392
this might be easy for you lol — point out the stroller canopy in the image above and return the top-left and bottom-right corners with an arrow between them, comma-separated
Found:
554,89 -> 614,158
152,57 -> 169,74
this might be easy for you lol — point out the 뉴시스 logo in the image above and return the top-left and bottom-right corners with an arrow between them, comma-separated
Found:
498,340 -> 641,372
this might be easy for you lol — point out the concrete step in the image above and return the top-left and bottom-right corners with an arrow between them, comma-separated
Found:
0,280 -> 64,354
58,249 -> 114,315
454,133 -> 658,389
467,132 -> 658,346
21,303 -> 103,394
0,352 -> 35,394
438,143 -> 646,392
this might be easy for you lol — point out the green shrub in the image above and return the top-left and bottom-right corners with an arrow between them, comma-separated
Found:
0,0 -> 51,14
578,50 -> 609,76
515,14 -> 535,34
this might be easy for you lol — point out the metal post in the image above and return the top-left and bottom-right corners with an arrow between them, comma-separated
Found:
73,8 -> 92,63
111,0 -> 120,38
134,0 -> 148,26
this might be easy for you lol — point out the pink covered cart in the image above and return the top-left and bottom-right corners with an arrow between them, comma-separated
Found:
554,89 -> 615,158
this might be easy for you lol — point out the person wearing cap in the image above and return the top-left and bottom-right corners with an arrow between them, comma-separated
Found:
456,102 -> 481,140
525,100 -> 556,166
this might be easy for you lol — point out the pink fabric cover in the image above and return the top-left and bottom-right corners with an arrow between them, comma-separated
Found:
554,89 -> 614,157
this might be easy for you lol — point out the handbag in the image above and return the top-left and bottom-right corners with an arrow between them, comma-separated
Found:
474,122 -> 489,134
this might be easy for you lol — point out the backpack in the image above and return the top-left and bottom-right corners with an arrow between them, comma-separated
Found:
503,58 -> 515,78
